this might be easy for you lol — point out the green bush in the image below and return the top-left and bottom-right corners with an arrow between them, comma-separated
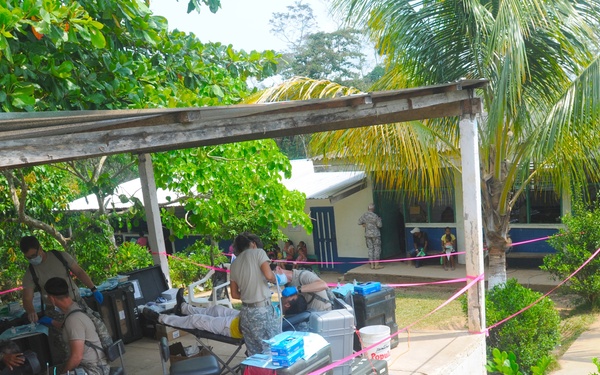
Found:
486,279 -> 560,370
542,198 -> 600,306
168,241 -> 228,288
486,348 -> 552,375
69,214 -> 153,283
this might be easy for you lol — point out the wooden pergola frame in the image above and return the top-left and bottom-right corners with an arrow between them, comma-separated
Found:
0,79 -> 489,372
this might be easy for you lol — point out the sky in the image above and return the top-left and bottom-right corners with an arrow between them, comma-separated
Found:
149,0 -> 336,53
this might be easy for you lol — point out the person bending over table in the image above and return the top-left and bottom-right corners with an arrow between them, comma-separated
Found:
274,266 -> 332,312
229,232 -> 282,355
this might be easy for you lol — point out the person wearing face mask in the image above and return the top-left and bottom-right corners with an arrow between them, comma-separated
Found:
229,232 -> 281,356
19,235 -> 104,364
274,265 -> 333,312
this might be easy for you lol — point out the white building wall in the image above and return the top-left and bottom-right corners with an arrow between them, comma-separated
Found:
281,182 -> 375,259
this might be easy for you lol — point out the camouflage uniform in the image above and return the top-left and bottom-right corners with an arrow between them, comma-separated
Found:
239,304 -> 280,356
358,211 -> 383,262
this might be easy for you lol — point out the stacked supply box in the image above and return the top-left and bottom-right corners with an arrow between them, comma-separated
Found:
353,286 -> 398,351
270,334 -> 304,367
309,308 -> 354,375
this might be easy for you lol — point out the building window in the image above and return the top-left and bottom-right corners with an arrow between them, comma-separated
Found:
510,183 -> 561,224
403,187 -> 455,223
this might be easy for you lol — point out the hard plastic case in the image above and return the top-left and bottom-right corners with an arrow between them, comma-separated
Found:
85,281 -> 143,344
275,344 -> 332,375
350,357 -> 389,375
308,308 -> 354,375
353,287 -> 398,350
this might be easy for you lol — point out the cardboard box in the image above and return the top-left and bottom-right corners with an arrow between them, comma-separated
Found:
155,324 -> 188,341
169,342 -> 212,363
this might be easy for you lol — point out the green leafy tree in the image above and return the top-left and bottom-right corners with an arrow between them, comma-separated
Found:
0,0 -> 301,289
255,0 -> 600,288
283,29 -> 366,86
269,0 -> 318,51
542,196 -> 600,305
267,1 -> 372,159
152,140 -> 312,243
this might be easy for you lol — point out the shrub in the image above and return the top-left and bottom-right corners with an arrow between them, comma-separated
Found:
168,241 -> 228,288
542,198 -> 600,306
486,279 -> 560,370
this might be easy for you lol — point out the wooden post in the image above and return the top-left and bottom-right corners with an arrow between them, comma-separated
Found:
138,153 -> 172,287
459,112 -> 486,372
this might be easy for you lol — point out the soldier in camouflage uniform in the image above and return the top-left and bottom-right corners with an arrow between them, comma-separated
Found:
45,278 -> 110,375
358,203 -> 384,269
20,235 -> 105,365
230,232 -> 281,355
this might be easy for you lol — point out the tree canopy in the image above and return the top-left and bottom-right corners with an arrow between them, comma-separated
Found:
255,0 -> 600,288
0,0 -> 311,290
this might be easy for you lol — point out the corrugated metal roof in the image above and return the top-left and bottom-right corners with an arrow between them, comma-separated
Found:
68,178 -> 184,210
69,160 -> 365,210
282,159 -> 365,200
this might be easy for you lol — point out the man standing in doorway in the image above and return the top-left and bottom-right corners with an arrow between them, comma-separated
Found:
358,203 -> 383,269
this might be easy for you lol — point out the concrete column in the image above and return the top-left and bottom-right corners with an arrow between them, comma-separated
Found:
459,113 -> 486,373
138,153 -> 172,287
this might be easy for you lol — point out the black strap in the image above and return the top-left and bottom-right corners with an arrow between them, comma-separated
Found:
64,309 -> 105,354
29,250 -> 72,312
298,271 -> 333,307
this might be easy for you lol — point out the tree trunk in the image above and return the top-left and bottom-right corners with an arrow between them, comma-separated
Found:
480,156 -> 512,289
487,240 -> 507,288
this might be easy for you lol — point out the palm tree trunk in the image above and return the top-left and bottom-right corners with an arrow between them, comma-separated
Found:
481,162 -> 512,289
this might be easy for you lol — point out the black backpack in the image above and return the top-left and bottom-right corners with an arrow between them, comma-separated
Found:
64,309 -> 115,360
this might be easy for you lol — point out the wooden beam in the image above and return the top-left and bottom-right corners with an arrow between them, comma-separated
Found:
0,92 -> 481,169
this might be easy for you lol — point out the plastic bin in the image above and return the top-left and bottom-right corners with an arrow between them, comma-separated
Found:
309,308 -> 354,375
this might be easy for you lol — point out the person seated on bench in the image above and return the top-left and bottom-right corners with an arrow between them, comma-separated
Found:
441,227 -> 457,271
274,265 -> 333,312
141,288 -> 308,338
410,227 -> 429,268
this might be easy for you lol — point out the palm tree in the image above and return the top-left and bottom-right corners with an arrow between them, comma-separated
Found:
254,0 -> 600,288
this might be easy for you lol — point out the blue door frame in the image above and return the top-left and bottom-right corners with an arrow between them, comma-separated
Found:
310,207 -> 339,270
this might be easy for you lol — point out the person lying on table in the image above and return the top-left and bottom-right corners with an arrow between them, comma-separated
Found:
141,288 -> 308,338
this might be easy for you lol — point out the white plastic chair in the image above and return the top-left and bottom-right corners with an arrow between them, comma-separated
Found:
187,263 -> 233,309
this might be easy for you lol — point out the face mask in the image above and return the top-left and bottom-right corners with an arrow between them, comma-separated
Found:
275,273 -> 288,285
29,255 -> 43,266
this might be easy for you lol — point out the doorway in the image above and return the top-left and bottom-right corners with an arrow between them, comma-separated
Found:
310,207 -> 339,269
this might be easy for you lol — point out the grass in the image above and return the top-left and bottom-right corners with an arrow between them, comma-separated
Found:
393,285 -> 600,367
394,286 -> 467,331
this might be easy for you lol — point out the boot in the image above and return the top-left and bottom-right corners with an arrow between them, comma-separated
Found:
374,262 -> 384,269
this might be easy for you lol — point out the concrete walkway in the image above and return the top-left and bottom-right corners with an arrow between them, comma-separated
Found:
551,316 -> 600,374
